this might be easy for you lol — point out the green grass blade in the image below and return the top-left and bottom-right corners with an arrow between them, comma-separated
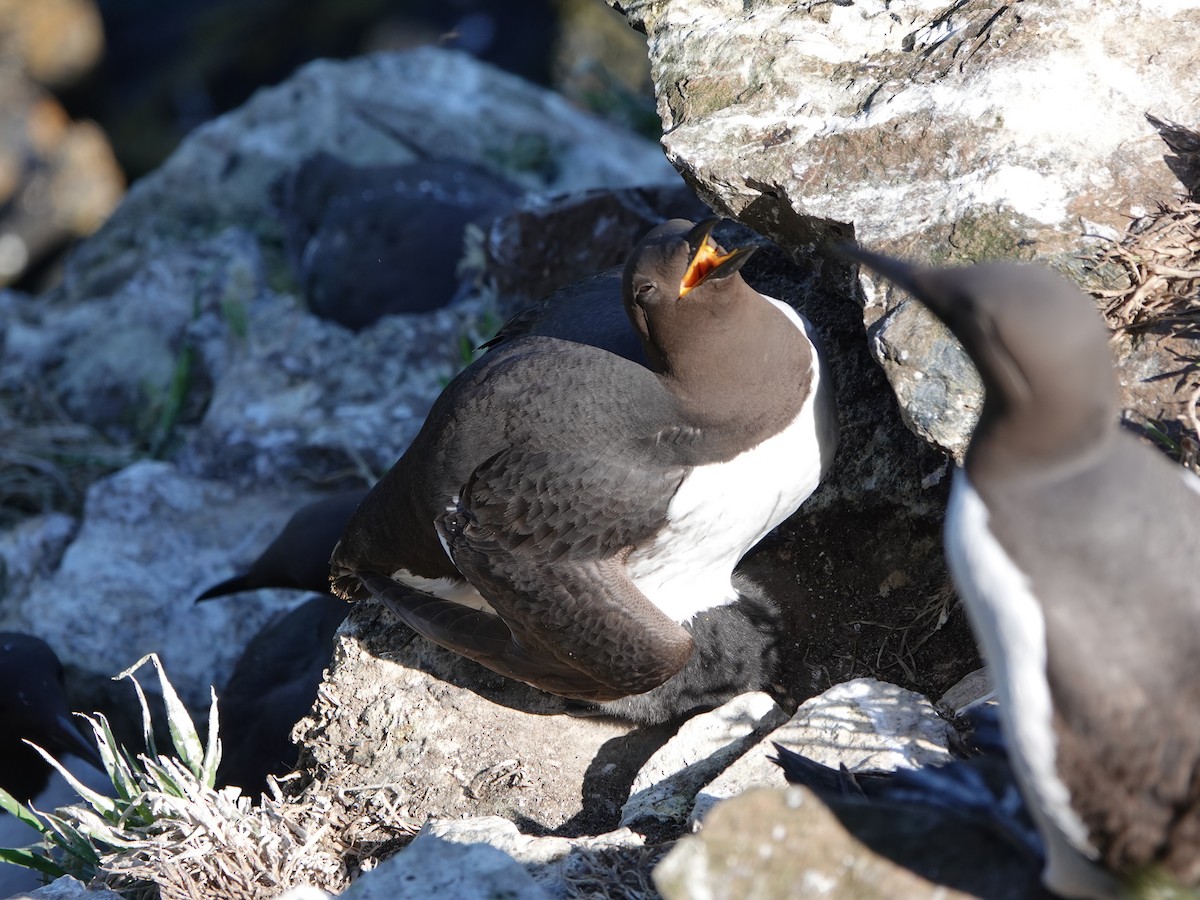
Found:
0,846 -> 65,879
147,655 -> 204,776
27,742 -> 119,817
115,654 -> 159,759
86,712 -> 139,803
141,757 -> 185,798
63,807 -> 143,851
200,686 -> 222,789
0,786 -> 46,834
35,812 -> 101,869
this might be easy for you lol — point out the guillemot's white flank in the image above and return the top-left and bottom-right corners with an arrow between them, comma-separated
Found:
1184,468 -> 1200,497
946,473 -> 1118,899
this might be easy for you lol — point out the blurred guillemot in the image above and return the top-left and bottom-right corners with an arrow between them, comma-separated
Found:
848,248 -> 1200,897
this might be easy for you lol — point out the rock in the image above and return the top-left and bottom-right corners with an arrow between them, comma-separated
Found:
417,817 -> 648,898
61,48 -> 677,305
0,66 -> 122,286
5,875 -> 124,900
340,830 -> 551,900
0,460 -> 335,708
938,667 -> 992,714
2,229 -> 254,445
4,48 -> 678,473
771,678 -> 955,770
621,692 -> 788,829
0,512 -> 75,608
654,786 -> 1049,900
552,0 -> 656,137
480,184 -> 708,305
611,0 -> 1195,257
608,0 -> 1200,460
689,678 -> 955,826
293,599 -> 679,837
868,299 -> 984,463
0,0 -> 104,88
0,223 -> 486,473
279,153 -> 523,329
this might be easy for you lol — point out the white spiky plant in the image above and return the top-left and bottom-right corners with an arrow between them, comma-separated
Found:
0,653 -> 343,899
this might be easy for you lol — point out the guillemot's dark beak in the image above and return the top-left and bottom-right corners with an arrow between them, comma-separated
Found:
843,244 -> 973,331
841,244 -> 926,297
680,217 -> 756,298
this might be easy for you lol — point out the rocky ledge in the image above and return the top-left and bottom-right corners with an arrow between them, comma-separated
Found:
3,2 -> 1199,897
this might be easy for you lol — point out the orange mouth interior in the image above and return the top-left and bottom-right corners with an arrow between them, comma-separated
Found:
679,241 -> 736,297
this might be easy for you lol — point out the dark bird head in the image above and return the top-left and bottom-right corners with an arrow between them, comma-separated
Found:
0,633 -> 104,803
195,491 -> 365,602
845,247 -> 1119,479
622,217 -> 757,373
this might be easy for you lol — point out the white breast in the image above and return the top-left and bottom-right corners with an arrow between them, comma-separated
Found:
946,471 -> 1118,898
626,298 -> 825,623
1184,467 -> 1200,497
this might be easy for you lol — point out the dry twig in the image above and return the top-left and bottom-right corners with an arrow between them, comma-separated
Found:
1092,199 -> 1200,334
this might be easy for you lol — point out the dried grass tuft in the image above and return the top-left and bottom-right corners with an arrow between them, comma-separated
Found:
1091,198 -> 1200,333
1,655 -> 369,900
559,845 -> 667,900
0,384 -> 134,527
1086,196 -> 1200,471
96,780 -> 347,900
